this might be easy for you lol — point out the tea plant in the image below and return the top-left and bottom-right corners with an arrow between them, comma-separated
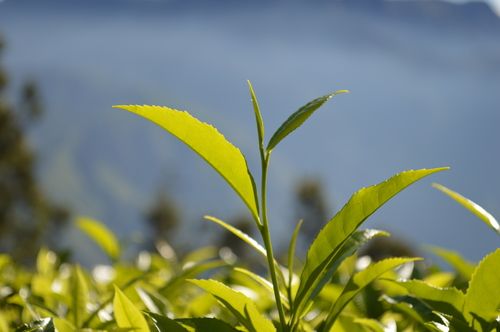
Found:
1,82 -> 499,331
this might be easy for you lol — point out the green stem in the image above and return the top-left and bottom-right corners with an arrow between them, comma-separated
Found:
260,152 -> 287,330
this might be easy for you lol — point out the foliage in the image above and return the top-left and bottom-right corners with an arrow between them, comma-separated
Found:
1,83 -> 498,331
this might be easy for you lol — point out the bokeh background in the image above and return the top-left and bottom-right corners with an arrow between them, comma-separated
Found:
1,0 -> 499,265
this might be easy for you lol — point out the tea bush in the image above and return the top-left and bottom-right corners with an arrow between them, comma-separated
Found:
1,82 -> 498,331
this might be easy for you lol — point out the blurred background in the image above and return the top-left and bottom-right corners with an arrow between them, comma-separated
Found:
0,0 -> 499,266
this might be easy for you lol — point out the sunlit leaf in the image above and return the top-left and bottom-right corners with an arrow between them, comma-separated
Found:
52,318 -> 74,332
114,105 -> 259,221
267,90 -> 348,152
0,312 -> 8,332
136,288 -> 170,315
428,246 -> 475,281
76,216 -> 121,261
433,183 -> 500,234
463,248 -> 500,329
203,215 -> 287,285
234,267 -> 289,309
322,257 -> 421,331
36,248 -> 57,275
176,317 -> 240,332
189,279 -> 275,332
297,168 -> 446,318
292,229 -> 389,325
204,215 -> 266,257
145,312 -> 188,332
113,286 -> 150,332
353,318 -> 385,332
383,296 -> 473,332
160,259 -> 227,296
247,81 -> 265,152
71,265 -> 89,328
395,279 -> 465,318
287,219 -> 303,304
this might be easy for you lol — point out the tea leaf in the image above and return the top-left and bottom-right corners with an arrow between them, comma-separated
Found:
463,248 -> 500,328
204,215 -> 266,257
294,168 -> 446,322
113,286 -> 150,332
395,280 -> 465,317
71,265 -> 89,328
353,318 -> 385,332
189,279 -> 275,332
267,90 -> 348,152
160,259 -> 227,295
291,229 -> 389,329
428,246 -> 475,281
176,317 -> 240,332
52,318 -> 74,332
234,267 -> 290,309
145,312 -> 188,332
114,105 -> 259,221
76,216 -> 121,261
247,81 -> 265,153
287,220 -> 303,302
433,183 -> 500,234
323,258 -> 421,330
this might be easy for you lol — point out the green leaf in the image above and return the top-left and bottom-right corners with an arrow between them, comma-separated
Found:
176,317 -> 241,332
395,279 -> 465,318
114,105 -> 259,221
113,286 -> 150,332
298,168 -> 446,305
266,90 -> 348,152
383,296 -> 473,332
203,215 -> 288,288
0,312 -> 8,332
352,318 -> 385,332
136,288 -> 169,315
322,258 -> 421,331
145,313 -> 188,332
292,229 -> 389,325
36,248 -> 57,275
71,265 -> 89,328
76,216 -> 121,260
52,318 -> 74,332
15,318 -> 55,332
189,279 -> 275,332
463,248 -> 500,329
428,246 -> 475,281
234,267 -> 290,309
204,215 -> 266,257
160,259 -> 227,296
433,183 -> 500,234
287,219 -> 303,304
247,81 -> 265,152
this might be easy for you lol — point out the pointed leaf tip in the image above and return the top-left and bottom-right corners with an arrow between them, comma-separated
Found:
432,183 -> 499,234
267,89 -> 348,152
247,81 -> 265,152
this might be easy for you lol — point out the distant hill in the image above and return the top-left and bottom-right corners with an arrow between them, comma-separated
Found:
3,0 -> 500,28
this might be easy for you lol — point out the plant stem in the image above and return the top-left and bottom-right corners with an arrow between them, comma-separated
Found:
260,152 -> 287,330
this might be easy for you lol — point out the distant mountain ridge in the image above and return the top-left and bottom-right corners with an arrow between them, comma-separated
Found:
3,0 -> 500,28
